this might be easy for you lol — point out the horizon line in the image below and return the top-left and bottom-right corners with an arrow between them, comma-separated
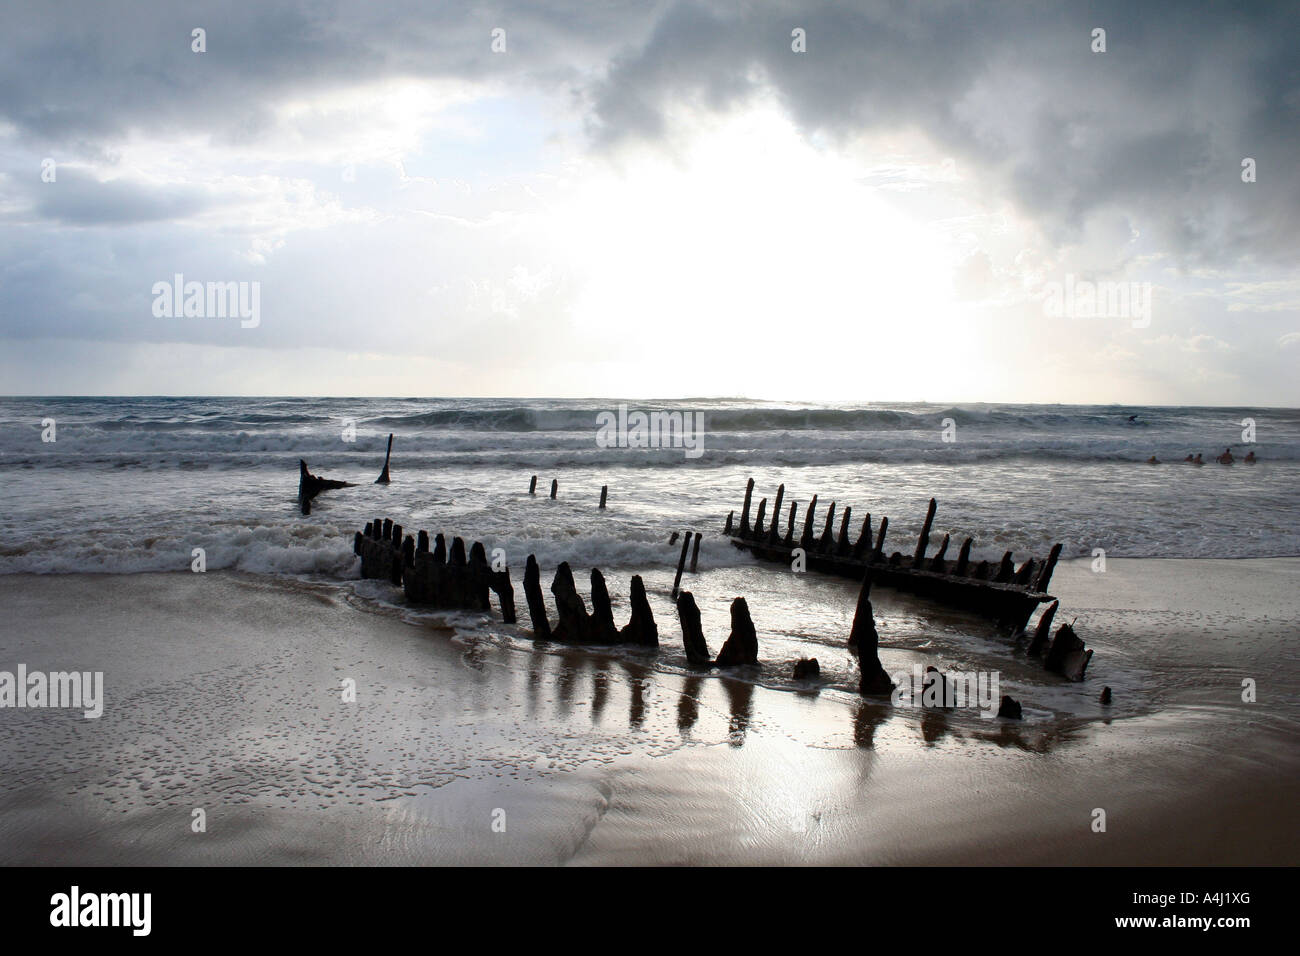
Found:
2,395 -> 1296,411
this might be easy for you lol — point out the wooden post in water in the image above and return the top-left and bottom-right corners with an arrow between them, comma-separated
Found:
1014,559 -> 1037,586
753,497 -> 767,538
847,568 -> 874,647
390,528 -> 405,585
955,537 -> 972,576
723,512 -> 733,536
549,562 -> 591,643
930,533 -> 950,572
714,597 -> 759,666
837,506 -> 853,554
523,554 -> 551,641
995,551 -> 1015,583
853,514 -> 872,558
589,569 -> 620,643
785,502 -> 798,547
690,532 -> 702,573
850,570 -> 894,695
619,575 -> 658,646
913,498 -> 937,564
490,568 -> 516,624
1045,622 -> 1092,681
449,537 -> 467,568
529,475 -> 537,495
769,484 -> 785,543
739,478 -> 755,537
375,433 -> 394,484
672,532 -> 692,599
468,542 -> 491,609
599,485 -> 608,509
676,591 -> 711,666
873,517 -> 888,561
550,478 -> 558,499
819,502 -> 837,553
1035,543 -> 1063,593
801,495 -> 819,548
1027,600 -> 1058,655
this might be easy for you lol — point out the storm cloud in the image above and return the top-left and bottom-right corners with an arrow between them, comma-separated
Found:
0,1 -> 1295,401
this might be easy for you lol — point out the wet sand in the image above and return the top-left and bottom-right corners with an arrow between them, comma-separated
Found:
0,559 -> 1296,865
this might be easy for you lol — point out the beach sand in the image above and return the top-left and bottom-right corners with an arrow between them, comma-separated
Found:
0,558 -> 1296,865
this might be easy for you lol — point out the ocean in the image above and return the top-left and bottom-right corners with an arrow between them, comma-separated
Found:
1,397 -> 1296,578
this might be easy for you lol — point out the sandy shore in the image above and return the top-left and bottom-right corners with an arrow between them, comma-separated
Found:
0,559 -> 1296,865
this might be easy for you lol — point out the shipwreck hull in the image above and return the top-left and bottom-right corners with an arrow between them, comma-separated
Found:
723,478 -> 1060,632
729,535 -> 1047,631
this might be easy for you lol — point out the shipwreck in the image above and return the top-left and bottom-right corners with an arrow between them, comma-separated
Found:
723,478 -> 1061,633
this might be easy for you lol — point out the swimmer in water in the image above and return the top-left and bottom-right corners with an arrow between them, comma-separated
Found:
1193,453 -> 1204,465
1146,455 -> 1160,464
1244,451 -> 1256,463
1184,454 -> 1194,462
1216,447 -> 1234,464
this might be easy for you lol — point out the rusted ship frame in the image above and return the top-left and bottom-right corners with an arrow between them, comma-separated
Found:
724,479 -> 1062,632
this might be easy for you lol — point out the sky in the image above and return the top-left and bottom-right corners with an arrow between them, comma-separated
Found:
0,0 -> 1297,404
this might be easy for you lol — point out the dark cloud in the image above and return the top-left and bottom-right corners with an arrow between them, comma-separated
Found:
0,0 -> 1295,403
23,169 -> 212,224
0,1 -> 654,145
2,1 -> 1293,266
586,0 -> 1300,265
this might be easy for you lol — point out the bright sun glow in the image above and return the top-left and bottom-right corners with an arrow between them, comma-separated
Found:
546,107 -> 979,399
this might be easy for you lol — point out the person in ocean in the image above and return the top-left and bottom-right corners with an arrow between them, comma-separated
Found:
1216,448 -> 1234,464
1244,451 -> 1256,463
1193,453 -> 1204,465
1146,455 -> 1160,464
1184,454 -> 1194,462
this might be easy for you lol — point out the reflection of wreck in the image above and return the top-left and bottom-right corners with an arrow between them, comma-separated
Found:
725,478 -> 1060,633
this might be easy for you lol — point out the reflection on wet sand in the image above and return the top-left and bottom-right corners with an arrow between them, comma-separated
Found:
590,666 -> 610,725
506,634 -> 1089,755
722,677 -> 753,747
975,718 -> 1089,754
677,675 -> 703,734
525,644 -> 547,718
853,699 -> 890,748
554,650 -> 584,717
920,703 -> 949,746
620,660 -> 650,729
